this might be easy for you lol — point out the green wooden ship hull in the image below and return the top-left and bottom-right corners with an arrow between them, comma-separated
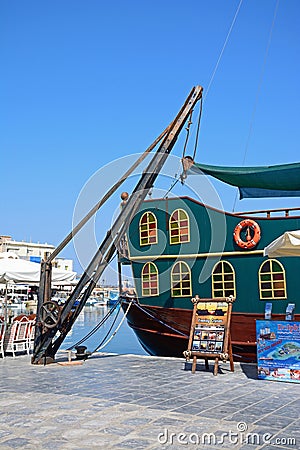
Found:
122,196 -> 300,361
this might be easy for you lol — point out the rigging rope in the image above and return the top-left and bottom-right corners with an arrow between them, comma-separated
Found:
164,97 -> 203,196
91,300 -> 123,352
232,0 -> 280,212
142,303 -> 190,334
182,110 -> 193,160
163,155 -> 184,198
204,0 -> 244,101
192,97 -> 203,161
133,301 -> 189,337
163,177 -> 181,199
93,300 -> 133,353
66,297 -> 122,350
164,0 -> 240,197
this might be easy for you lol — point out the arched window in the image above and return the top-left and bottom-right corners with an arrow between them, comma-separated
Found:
169,209 -> 190,244
139,212 -> 158,246
212,261 -> 236,298
259,259 -> 286,299
142,262 -> 159,296
171,261 -> 192,297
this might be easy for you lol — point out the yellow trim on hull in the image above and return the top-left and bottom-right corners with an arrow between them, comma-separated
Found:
129,250 -> 264,260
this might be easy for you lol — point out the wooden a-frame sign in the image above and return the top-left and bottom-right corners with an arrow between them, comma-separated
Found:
184,295 -> 235,376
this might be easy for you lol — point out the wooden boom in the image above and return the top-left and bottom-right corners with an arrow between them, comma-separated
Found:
32,86 -> 203,364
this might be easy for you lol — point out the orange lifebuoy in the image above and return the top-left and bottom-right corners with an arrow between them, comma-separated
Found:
233,219 -> 261,249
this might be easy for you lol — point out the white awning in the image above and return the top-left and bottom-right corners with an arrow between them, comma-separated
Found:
264,230 -> 300,257
0,257 -> 76,284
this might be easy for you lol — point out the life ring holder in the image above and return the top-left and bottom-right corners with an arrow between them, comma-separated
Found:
233,219 -> 261,250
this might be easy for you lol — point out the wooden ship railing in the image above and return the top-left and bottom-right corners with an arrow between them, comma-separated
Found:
234,206 -> 300,218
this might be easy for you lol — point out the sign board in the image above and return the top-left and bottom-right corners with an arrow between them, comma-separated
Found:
256,320 -> 300,383
184,296 -> 235,375
30,256 -> 41,263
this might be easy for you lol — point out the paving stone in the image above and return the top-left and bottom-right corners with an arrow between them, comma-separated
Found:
0,437 -> 32,448
0,354 -> 299,449
173,404 -> 205,415
274,406 -> 300,419
254,415 -> 297,429
39,439 -> 71,450
260,447 -> 293,450
268,430 -> 299,448
152,417 -> 187,427
122,417 -> 152,426
98,426 -> 134,436
0,431 -> 11,439
115,438 -> 155,449
138,424 -> 169,439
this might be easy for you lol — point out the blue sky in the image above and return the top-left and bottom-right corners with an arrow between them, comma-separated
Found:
1,0 -> 299,279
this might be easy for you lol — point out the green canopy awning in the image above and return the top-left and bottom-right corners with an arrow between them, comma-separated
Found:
191,162 -> 300,199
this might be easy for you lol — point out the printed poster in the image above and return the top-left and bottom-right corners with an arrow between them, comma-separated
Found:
195,301 -> 228,326
192,325 -> 225,354
191,302 -> 228,354
256,320 -> 300,383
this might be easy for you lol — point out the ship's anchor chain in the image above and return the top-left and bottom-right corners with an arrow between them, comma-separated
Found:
40,301 -> 62,329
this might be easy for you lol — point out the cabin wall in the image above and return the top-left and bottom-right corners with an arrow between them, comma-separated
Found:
127,197 -> 300,315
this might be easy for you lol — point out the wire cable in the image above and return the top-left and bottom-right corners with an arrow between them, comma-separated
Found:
204,0 -> 244,101
182,110 -> 193,159
91,302 -> 123,353
192,97 -> 203,161
134,301 -> 189,337
66,298 -> 122,350
93,301 -> 133,353
163,176 -> 181,198
232,0 -> 280,211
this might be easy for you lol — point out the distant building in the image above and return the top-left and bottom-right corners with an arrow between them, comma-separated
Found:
0,235 -> 55,262
53,258 -> 74,272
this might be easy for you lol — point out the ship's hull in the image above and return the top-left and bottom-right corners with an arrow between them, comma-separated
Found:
123,196 -> 300,363
122,299 -> 299,362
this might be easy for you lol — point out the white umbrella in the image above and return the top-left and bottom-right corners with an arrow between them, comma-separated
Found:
0,251 -> 19,260
264,230 -> 300,257
0,255 -> 76,327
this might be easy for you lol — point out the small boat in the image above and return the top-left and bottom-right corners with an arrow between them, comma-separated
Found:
85,297 -> 99,307
94,296 -> 108,307
107,290 -> 119,306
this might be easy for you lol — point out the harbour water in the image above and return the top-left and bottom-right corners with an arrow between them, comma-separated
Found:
60,305 -> 148,356
1,304 -> 148,356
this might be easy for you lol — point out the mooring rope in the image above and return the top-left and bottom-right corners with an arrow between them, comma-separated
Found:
133,301 -> 189,337
92,300 -> 133,353
91,301 -> 122,352
66,297 -> 122,350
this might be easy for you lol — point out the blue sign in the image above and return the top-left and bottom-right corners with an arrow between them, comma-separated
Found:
256,320 -> 300,383
30,256 -> 41,263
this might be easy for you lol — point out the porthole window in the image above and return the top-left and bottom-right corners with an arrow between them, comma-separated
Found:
212,261 -> 236,298
139,212 -> 158,246
142,262 -> 159,296
171,261 -> 192,297
169,209 -> 190,244
259,259 -> 286,299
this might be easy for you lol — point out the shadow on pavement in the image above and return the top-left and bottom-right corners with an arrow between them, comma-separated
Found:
241,363 -> 257,379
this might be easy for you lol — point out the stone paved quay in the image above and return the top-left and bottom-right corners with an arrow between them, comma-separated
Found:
0,353 -> 299,450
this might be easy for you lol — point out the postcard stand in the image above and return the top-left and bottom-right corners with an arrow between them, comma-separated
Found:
184,295 -> 235,376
